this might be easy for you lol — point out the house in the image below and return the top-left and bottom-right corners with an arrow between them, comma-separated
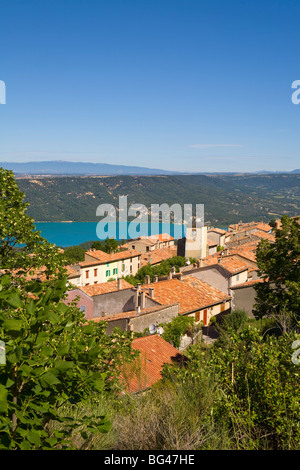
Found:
207,238 -> 218,256
229,278 -> 266,317
177,226 -> 207,260
91,302 -> 180,334
66,248 -> 142,286
139,246 -> 178,267
120,334 -> 186,393
141,275 -> 231,326
124,233 -> 175,253
66,278 -> 180,332
183,254 -> 251,294
207,227 -> 227,247
66,278 -> 148,319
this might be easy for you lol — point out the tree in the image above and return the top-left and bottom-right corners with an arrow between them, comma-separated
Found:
63,246 -> 85,264
0,169 -> 137,449
161,316 -> 196,349
0,168 -> 65,285
91,238 -> 119,254
0,274 -> 136,449
253,215 -> 300,333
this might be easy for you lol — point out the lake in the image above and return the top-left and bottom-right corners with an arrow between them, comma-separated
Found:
34,222 -> 187,247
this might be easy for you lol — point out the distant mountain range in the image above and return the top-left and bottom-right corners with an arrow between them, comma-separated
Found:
0,160 -> 300,176
0,160 -> 183,176
0,160 -> 299,176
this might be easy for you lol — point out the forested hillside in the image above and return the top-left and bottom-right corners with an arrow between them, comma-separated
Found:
16,173 -> 300,226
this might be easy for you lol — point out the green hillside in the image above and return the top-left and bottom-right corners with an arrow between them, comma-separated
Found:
16,173 -> 300,226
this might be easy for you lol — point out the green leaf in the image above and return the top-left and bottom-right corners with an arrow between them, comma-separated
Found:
3,318 -> 23,332
26,299 -> 36,316
0,384 -> 8,413
40,371 -> 61,387
58,343 -> 70,355
40,346 -> 54,357
27,431 -> 41,446
53,360 -> 74,372
6,292 -> 23,309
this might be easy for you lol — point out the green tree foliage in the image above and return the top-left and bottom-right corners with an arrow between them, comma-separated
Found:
91,238 -> 119,254
163,326 -> 300,449
0,168 -> 65,285
63,246 -> 85,264
254,215 -> 300,332
161,316 -> 196,349
0,274 -> 136,449
124,256 -> 188,286
0,169 -> 137,449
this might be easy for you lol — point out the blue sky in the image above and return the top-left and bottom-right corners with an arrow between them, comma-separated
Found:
0,0 -> 299,172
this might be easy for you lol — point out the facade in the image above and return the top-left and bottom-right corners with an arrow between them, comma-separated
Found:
67,248 -> 142,287
125,233 -> 175,253
65,278 -> 180,333
230,279 -> 265,317
207,228 -> 227,247
177,226 -> 207,260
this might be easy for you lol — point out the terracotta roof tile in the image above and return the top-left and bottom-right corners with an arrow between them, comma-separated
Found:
78,279 -> 133,297
252,230 -> 275,242
141,276 -> 230,314
140,246 -> 177,267
203,255 -> 249,274
255,223 -> 272,233
86,249 -> 141,263
120,334 -> 184,392
208,228 -> 227,235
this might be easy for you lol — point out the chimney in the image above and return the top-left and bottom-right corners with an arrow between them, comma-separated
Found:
140,291 -> 146,309
135,284 -> 141,309
149,287 -> 154,298
136,306 -> 141,314
145,274 -> 150,284
171,266 -> 176,275
154,275 -> 158,283
168,270 -> 172,280
178,273 -> 183,280
117,277 -> 122,290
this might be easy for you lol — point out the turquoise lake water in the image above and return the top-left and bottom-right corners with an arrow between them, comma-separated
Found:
34,222 -> 187,247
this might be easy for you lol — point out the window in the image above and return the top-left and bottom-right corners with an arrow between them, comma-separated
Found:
130,265 -> 132,273
122,263 -> 125,272
106,270 -> 110,277
113,268 -> 118,275
94,281 -> 98,284
236,274 -> 240,281
132,245 -> 135,250
80,305 -> 86,314
146,246 -> 150,252
94,268 -> 98,276
85,270 -> 89,279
